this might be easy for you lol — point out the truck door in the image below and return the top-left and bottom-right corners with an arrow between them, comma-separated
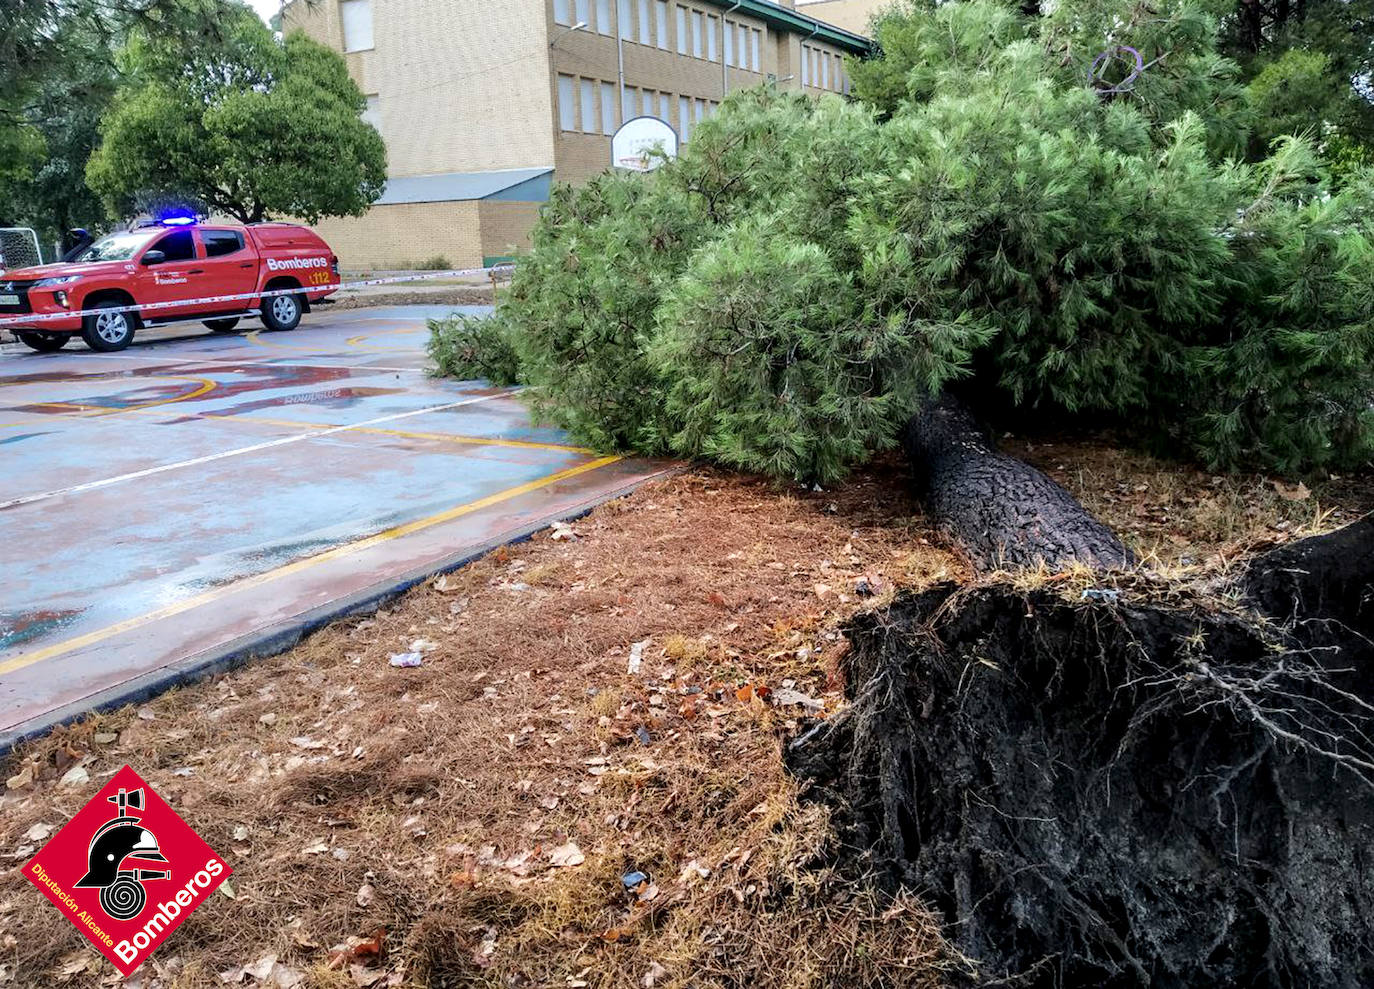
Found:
133,228 -> 205,320
190,228 -> 258,314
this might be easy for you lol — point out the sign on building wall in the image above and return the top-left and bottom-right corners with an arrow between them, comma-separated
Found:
611,116 -> 678,172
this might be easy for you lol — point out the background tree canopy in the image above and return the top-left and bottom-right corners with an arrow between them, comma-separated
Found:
86,4 -> 387,224
434,0 -> 1374,483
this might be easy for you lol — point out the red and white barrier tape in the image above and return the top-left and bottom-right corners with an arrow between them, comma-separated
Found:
0,263 -> 515,327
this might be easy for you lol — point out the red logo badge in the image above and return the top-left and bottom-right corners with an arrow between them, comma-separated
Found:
22,765 -> 231,976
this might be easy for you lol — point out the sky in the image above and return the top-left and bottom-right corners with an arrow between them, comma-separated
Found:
246,0 -> 281,24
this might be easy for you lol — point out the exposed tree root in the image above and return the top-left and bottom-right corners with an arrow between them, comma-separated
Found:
790,521 -> 1374,987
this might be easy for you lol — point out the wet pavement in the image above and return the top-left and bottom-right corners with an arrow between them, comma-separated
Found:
0,306 -> 674,743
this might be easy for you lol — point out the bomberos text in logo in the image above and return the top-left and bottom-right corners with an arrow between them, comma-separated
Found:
265,256 -> 327,271
23,765 -> 232,977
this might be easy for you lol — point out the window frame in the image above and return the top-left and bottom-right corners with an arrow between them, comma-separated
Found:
655,0 -> 668,49
580,77 -> 597,132
691,10 -> 702,58
199,229 -> 244,259
151,229 -> 197,263
339,0 -> 374,53
601,81 -> 617,134
557,73 -> 577,131
596,0 -> 612,34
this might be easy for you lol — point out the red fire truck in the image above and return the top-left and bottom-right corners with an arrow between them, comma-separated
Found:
0,218 -> 340,353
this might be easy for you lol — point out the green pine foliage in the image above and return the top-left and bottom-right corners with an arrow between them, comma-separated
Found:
428,313 -> 523,386
447,0 -> 1374,482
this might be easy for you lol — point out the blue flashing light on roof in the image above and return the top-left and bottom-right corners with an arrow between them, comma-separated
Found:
159,212 -> 196,226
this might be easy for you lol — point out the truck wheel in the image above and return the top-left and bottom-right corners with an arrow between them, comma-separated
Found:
204,317 -> 240,333
81,302 -> 137,352
260,292 -> 303,332
16,330 -> 69,352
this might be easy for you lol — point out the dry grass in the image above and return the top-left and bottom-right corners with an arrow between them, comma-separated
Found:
1015,437 -> 1373,564
0,444 -> 1367,989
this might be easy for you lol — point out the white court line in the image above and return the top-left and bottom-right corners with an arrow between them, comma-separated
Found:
0,392 -> 511,511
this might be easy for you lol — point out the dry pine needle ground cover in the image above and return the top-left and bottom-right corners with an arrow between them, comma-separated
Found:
0,442 -> 1369,989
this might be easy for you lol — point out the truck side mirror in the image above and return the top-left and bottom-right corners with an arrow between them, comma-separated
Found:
141,250 -> 166,266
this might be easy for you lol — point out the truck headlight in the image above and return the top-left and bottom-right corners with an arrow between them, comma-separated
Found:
34,275 -> 81,288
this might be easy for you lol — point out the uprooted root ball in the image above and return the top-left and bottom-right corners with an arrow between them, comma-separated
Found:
791,521 -> 1374,988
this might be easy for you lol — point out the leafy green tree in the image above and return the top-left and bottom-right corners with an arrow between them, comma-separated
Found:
87,4 -> 386,223
445,0 -> 1374,481
0,0 -> 234,238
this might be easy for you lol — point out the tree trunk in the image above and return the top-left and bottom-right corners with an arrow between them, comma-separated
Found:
903,397 -> 1133,571
790,520 -> 1374,987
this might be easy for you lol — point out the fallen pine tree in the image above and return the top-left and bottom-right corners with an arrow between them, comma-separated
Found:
790,483 -> 1374,986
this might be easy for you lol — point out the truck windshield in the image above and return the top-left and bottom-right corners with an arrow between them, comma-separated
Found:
74,230 -> 159,263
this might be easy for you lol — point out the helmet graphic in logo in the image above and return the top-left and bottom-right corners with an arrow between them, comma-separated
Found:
73,788 -> 170,921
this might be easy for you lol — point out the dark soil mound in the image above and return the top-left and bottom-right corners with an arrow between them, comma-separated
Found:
791,521 -> 1374,987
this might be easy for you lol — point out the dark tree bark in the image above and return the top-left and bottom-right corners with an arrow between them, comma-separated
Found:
790,521 -> 1374,988
903,397 -> 1133,571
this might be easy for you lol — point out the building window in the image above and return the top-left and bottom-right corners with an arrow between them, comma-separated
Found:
618,0 -> 632,40
691,10 -> 702,58
596,0 -> 611,34
622,85 -> 637,122
723,19 -> 732,66
822,51 -> 830,89
601,81 -> 616,133
558,74 -> 576,131
361,93 -> 380,130
340,0 -> 373,52
639,88 -> 653,116
575,0 -> 590,25
811,48 -> 820,88
580,78 -> 597,132
706,15 -> 717,61
658,91 -> 670,121
676,5 -> 687,53
800,44 -> 808,86
554,0 -> 571,26
694,97 -> 705,122
636,0 -> 649,43
679,96 -> 691,140
751,28 -> 760,71
655,0 -> 668,48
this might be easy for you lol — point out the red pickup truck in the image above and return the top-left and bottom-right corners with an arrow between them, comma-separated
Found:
0,220 -> 339,353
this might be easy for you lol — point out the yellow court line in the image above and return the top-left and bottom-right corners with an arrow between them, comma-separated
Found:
4,376 -> 218,417
345,326 -> 422,354
246,415 -> 593,454
0,454 -> 622,676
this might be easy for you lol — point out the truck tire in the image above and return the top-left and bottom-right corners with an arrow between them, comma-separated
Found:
204,317 -> 240,333
16,330 -> 69,352
260,292 -> 303,332
81,301 -> 137,352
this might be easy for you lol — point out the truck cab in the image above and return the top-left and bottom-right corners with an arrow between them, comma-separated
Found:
0,218 -> 339,353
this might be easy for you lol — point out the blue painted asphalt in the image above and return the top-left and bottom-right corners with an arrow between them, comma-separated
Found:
0,306 -> 671,740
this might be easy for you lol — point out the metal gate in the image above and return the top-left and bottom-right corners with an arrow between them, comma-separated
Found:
0,228 -> 43,271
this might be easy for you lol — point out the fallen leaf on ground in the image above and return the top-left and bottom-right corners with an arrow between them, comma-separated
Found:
548,842 -> 585,867
1273,480 -> 1311,501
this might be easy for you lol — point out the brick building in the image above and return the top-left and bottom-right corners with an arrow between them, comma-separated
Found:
794,0 -> 891,35
283,0 -> 869,269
